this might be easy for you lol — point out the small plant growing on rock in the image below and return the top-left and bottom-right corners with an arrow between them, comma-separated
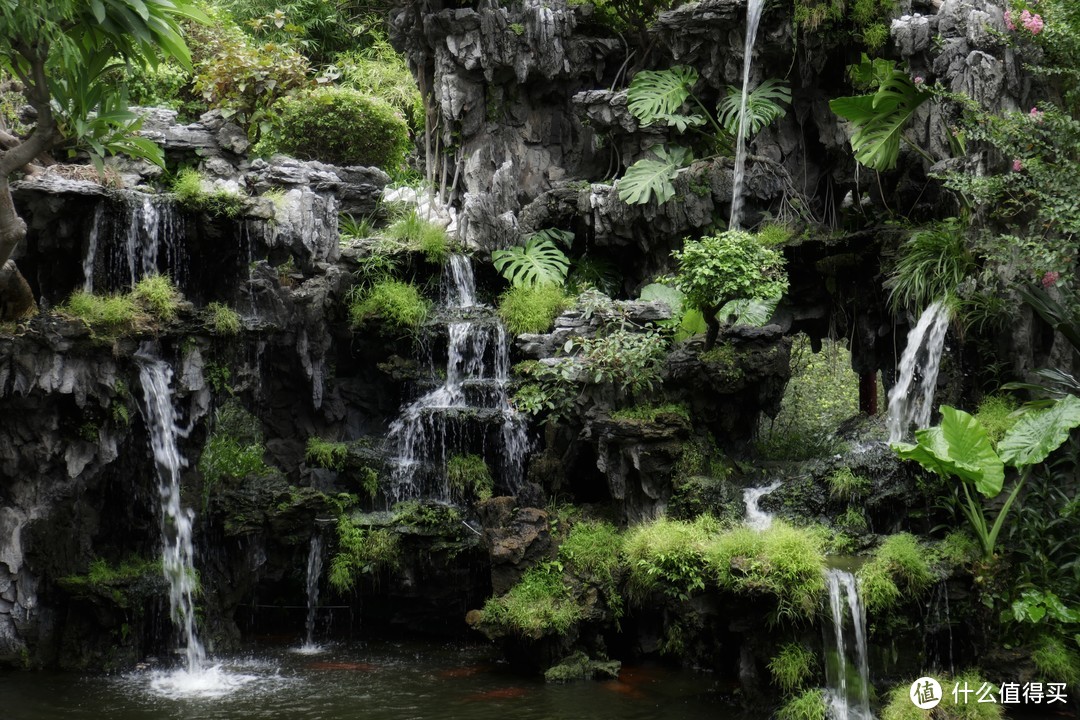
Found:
827,467 -> 870,500
385,211 -> 452,265
348,279 -> 429,332
328,517 -> 401,593
171,168 -> 247,218
306,437 -> 349,472
132,275 -> 182,321
206,301 -> 241,335
446,453 -> 494,501
777,688 -> 826,720
497,284 -> 571,335
768,643 -> 817,694
857,533 -> 935,614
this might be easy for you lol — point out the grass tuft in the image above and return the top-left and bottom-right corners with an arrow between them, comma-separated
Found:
497,285 -> 571,335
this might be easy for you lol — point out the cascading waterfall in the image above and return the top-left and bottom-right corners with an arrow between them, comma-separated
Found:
823,569 -> 872,720
136,352 -> 206,675
386,254 -> 528,501
82,203 -> 105,293
101,192 -> 187,292
300,534 -> 324,653
743,480 -> 781,530
886,301 -> 950,443
728,0 -> 767,230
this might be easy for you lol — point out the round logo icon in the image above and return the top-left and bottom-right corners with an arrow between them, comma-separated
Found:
910,677 -> 943,709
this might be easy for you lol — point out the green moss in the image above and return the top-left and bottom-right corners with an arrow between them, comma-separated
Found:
777,688 -> 826,720
858,533 -> 936,614
306,437 -> 349,472
58,556 -> 164,607
132,275 -> 181,321
758,223 -> 794,246
769,643 -> 817,694
623,516 -> 719,603
497,284 -> 572,335
392,501 -> 461,530
1032,634 -> 1080,688
509,22 -> 525,36
543,651 -> 621,683
328,516 -> 401,592
171,168 -> 246,218
206,301 -> 241,335
446,453 -> 494,501
707,521 -> 827,621
60,291 -> 142,332
610,403 -> 690,424
827,467 -> 870,500
348,279 -> 430,331
559,519 -> 625,619
881,673 -> 1004,720
699,342 -> 742,380
937,531 -> 979,569
480,562 -> 583,638
385,212 -> 452,265
974,394 -> 1019,445
836,507 -> 868,533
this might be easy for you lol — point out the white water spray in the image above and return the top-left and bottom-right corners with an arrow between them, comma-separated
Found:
728,0 -> 767,230
743,480 -> 781,530
886,301 -> 950,443
300,534 -> 324,653
823,568 -> 872,720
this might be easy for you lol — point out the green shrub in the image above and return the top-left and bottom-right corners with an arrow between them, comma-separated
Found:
885,219 -> 975,314
171,168 -> 246,218
207,302 -> 241,335
881,672 -> 1004,720
481,563 -> 583,638
974,394 -> 1019,445
446,454 -> 494,500
328,517 -> 401,592
132,275 -> 181,321
334,37 -> 423,131
257,87 -> 410,169
610,403 -> 690,424
858,560 -> 902,614
777,688 -> 826,720
858,533 -> 935,614
348,279 -> 429,331
769,643 -> 817,694
385,212 -> 451,264
198,401 -> 271,493
827,467 -> 870,500
758,223 -> 794,246
497,285 -> 571,335
623,516 -> 719,603
60,291 -> 142,332
1032,634 -> 1080,688
707,521 -> 827,621
937,531 -> 979,569
559,520 -> 625,618
306,437 -> 349,472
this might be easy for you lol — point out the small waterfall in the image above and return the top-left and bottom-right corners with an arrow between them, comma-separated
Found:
136,352 -> 206,674
886,301 -> 950,443
300,534 -> 324,653
103,192 -> 187,292
728,0 -> 767,230
82,203 -> 105,293
386,254 -> 528,501
743,480 -> 781,530
823,569 -> 871,720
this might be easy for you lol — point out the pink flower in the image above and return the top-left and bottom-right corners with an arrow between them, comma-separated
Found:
1042,270 -> 1060,288
1013,158 -> 1024,171
913,76 -> 925,86
1030,106 -> 1044,121
1021,9 -> 1044,34
1004,9 -> 1015,30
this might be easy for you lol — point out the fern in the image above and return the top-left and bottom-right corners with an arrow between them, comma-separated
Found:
617,145 -> 692,206
492,235 -> 570,289
717,78 -> 791,139
830,66 -> 928,171
627,66 -> 700,128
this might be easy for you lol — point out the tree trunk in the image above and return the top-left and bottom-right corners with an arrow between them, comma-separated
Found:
0,259 -> 34,321
703,305 -> 721,350
0,176 -> 26,269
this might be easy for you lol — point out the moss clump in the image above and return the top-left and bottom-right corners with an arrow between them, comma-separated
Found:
480,562 -> 583,638
1032,634 -> 1080,688
881,672 -> 1004,720
60,291 -> 142,332
306,437 -> 349,472
132,275 -> 182,321
937,531 -> 979,569
497,284 -> 571,335
707,521 -> 827,621
385,212 -> 452,265
857,533 -> 936,614
543,651 -> 621,683
207,301 -> 241,335
623,516 -> 719,603
758,223 -> 794,246
348,279 -> 429,332
559,519 -> 625,619
446,454 -> 493,501
256,87 -> 410,170
610,403 -> 690,424
974,394 -> 1019,445
58,556 -> 164,607
769,643 -> 817,694
827,467 -> 870,500
171,168 -> 246,218
777,688 -> 826,720
328,516 -> 401,592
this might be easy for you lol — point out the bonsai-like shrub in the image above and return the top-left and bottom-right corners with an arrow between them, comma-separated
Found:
258,87 -> 410,170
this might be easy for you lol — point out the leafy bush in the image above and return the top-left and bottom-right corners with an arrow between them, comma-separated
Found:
857,533 -> 935,614
497,284 -> 571,335
132,275 -> 181,321
198,431 -> 271,487
348,279 -> 429,331
480,563 -> 583,638
257,87 -> 410,169
328,517 -> 401,593
827,467 -> 870,500
559,520 -> 625,618
769,643 -> 817,694
306,437 -> 349,472
1032,634 -> 1080,688
716,78 -> 791,139
171,168 -> 247,218
623,516 -> 719,603
207,301 -> 241,335
446,454 -> 494,501
385,212 -> 451,264
777,688 -> 826,720
334,36 -> 423,131
974,394 -> 1020,445
884,219 -> 975,313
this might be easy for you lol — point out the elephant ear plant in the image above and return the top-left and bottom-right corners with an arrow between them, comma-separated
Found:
891,397 -> 1080,559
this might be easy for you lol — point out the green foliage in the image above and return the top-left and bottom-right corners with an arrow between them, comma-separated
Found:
131,275 -> 181,321
974,394 -> 1020,444
328,517 -> 401,593
348,279 -> 429,332
837,507 -> 869,533
340,213 -> 374,241
937,531 -> 979,568
446,454 -> 494,501
623,516 -> 718,603
777,689 -> 826,720
617,145 -> 693,206
828,467 -> 870,500
569,325 -> 669,394
610,403 -> 690,424
768,643 -> 817,694
885,220 -> 974,313
198,401 -> 271,489
881,673 -> 1004,720
256,87 -> 410,169
717,78 -> 791,139
859,534 -> 936,614
1032,634 -> 1080,687
59,291 -> 142,332
497,284 -> 571,335
306,437 -> 348,472
559,520 -> 625,619
492,233 -> 571,289
858,560 -> 903,614
707,522 -> 827,622
385,212 -> 451,264
830,57 -> 929,171
171,168 -> 247,218
206,302 -> 241,335
334,36 -> 423,131
626,66 -> 703,130
480,563 -> 583,638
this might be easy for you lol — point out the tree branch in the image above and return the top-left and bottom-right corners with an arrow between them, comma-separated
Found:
0,44 -> 59,177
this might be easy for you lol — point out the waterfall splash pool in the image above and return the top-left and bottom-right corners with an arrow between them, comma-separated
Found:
0,640 -> 730,719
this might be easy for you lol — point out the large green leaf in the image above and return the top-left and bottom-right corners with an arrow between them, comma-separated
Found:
717,78 -> 791,139
829,70 -> 928,171
892,406 -> 1004,497
492,236 -> 570,289
639,283 -> 685,316
717,296 -> 780,326
999,395 -> 1080,469
616,145 -> 691,206
627,66 -> 699,127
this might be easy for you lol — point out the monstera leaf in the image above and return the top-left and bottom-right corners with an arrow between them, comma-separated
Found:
640,282 -> 685,316
617,145 -> 692,206
627,66 -> 699,127
717,78 -> 791,139
830,69 -> 928,171
998,395 -> 1080,469
892,406 -> 1004,497
492,235 -> 570,289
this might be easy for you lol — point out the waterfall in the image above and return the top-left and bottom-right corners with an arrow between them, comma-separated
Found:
386,254 -> 528,501
82,203 -> 105,293
743,480 -> 781,530
103,192 -> 187,292
823,569 -> 871,720
728,0 -> 766,230
136,352 -> 206,674
886,301 -> 950,443
300,534 -> 324,653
